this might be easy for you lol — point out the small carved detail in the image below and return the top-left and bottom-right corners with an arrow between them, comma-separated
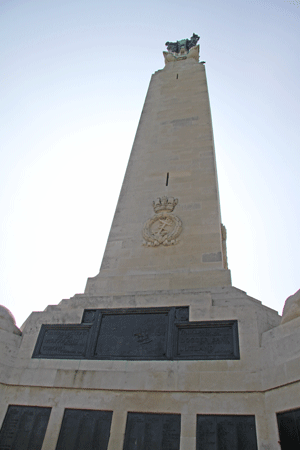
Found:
143,196 -> 182,247
221,223 -> 228,269
175,307 -> 189,322
153,196 -> 178,213
134,332 -> 153,344
82,310 -> 96,323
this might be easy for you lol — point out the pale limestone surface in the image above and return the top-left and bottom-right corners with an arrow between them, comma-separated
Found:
0,304 -> 21,335
85,59 -> 231,296
281,288 -> 300,324
0,57 -> 299,450
0,305 -> 22,384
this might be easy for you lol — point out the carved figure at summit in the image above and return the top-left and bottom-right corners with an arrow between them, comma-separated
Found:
163,33 -> 200,64
165,33 -> 200,53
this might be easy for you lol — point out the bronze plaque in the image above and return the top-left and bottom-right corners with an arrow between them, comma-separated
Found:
33,325 -> 92,358
196,415 -> 258,450
55,409 -> 112,450
277,407 -> 300,448
175,321 -> 239,359
0,405 -> 51,450
123,412 -> 180,450
32,307 -> 239,361
95,312 -> 169,358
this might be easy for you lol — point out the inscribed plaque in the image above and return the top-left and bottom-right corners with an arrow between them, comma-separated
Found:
0,405 -> 51,450
175,321 -> 239,360
277,407 -> 300,448
196,415 -> 258,450
123,412 -> 180,450
55,409 -> 112,450
33,325 -> 91,358
95,312 -> 169,358
32,308 -> 239,361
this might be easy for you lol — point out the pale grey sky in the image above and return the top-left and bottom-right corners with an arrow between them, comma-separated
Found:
1,0 -> 299,327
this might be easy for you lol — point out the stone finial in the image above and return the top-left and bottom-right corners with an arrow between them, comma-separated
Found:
281,289 -> 300,324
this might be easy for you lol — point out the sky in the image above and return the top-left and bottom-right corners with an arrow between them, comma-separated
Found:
1,0 -> 299,328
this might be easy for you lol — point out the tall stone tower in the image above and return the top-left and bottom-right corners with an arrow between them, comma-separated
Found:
0,35 -> 300,450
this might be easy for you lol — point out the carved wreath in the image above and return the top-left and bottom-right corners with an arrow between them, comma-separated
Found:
143,212 -> 182,247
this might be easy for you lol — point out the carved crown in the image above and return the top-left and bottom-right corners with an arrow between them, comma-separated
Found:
153,196 -> 178,213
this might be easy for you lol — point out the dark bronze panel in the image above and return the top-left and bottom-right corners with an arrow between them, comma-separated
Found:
32,324 -> 92,359
82,309 -> 97,323
277,407 -> 300,449
0,405 -> 51,450
95,312 -> 169,358
175,320 -> 239,360
32,307 -> 239,361
123,412 -> 180,450
55,409 -> 112,450
196,415 -> 258,450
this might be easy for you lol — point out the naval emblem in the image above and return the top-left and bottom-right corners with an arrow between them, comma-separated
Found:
143,196 -> 182,247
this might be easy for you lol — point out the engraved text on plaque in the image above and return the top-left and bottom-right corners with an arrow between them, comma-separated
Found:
123,412 -> 181,450
0,405 -> 51,450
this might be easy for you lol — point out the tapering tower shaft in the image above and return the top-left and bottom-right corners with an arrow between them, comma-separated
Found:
85,57 -> 231,295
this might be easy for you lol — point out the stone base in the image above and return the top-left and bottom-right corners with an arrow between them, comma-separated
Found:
1,286 -> 300,448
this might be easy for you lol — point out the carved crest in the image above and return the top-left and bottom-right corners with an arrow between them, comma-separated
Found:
143,196 -> 182,247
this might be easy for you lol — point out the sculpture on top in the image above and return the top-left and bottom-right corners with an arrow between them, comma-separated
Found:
163,33 -> 200,64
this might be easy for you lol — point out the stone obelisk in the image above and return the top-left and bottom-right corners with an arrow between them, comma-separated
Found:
85,40 -> 231,297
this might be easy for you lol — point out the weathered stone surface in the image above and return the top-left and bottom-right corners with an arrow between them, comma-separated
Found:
202,251 -> 222,262
281,288 -> 300,324
0,305 -> 21,335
